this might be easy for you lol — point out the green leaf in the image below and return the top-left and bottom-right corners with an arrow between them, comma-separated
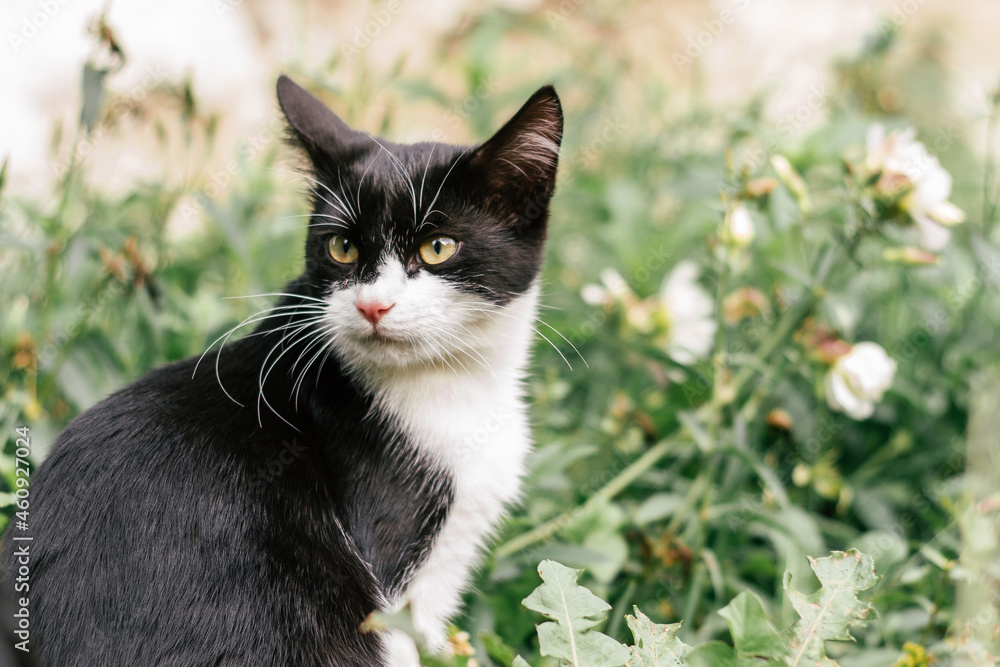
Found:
522,560 -> 630,667
624,606 -> 691,666
685,641 -> 735,667
717,591 -> 788,666
81,62 -> 108,133
633,493 -> 683,525
512,657 -> 533,667
481,631 -> 517,665
0,156 -> 8,202
783,549 -> 880,666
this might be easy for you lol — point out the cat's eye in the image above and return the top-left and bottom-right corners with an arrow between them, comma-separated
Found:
329,235 -> 359,264
418,236 -> 457,265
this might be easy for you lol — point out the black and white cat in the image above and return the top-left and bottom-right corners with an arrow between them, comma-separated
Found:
1,76 -> 562,665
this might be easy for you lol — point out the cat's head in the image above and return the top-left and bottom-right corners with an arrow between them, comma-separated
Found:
276,76 -> 562,373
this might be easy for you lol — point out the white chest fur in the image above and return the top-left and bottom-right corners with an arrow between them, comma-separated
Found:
356,287 -> 539,661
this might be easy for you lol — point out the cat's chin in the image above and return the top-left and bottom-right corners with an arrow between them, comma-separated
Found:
335,330 -> 469,373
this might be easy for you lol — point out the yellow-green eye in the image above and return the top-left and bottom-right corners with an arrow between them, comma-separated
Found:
329,235 -> 359,264
419,236 -> 457,265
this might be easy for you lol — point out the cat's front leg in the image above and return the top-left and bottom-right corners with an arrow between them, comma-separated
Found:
382,629 -> 422,667
403,497 -> 497,652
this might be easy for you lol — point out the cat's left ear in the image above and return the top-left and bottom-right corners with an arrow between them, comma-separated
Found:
472,86 -> 563,228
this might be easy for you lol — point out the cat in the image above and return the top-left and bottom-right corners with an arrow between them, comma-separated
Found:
1,75 -> 562,666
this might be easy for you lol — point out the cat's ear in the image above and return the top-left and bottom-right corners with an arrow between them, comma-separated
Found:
472,86 -> 563,227
276,75 -> 359,163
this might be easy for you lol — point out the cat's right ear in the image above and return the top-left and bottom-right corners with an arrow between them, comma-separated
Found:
470,85 -> 563,231
277,75 -> 359,164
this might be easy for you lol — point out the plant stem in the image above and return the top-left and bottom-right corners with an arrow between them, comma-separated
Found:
730,241 -> 838,398
494,436 -> 685,559
982,80 -> 1000,231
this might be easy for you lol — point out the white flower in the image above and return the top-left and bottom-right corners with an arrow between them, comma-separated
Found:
725,204 -> 755,247
865,124 -> 965,251
581,268 -> 630,307
659,261 -> 717,365
824,342 -> 897,420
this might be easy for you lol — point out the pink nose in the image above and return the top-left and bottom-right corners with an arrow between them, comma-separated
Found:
357,301 -> 393,325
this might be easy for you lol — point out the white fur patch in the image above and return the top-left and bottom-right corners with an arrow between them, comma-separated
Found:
382,629 -> 422,667
323,260 -> 538,659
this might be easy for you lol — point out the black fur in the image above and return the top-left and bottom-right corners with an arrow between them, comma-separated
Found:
1,77 -> 561,665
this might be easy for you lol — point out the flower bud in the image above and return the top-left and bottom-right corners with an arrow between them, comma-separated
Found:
883,246 -> 941,266
743,178 -> 778,199
771,155 -> 811,213
724,204 -> 755,247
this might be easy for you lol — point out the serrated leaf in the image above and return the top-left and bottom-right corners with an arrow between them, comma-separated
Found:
717,591 -> 788,666
522,560 -> 630,667
783,549 -> 880,666
537,622 -> 631,667
624,607 -> 691,666
512,656 -> 532,667
523,560 -> 613,630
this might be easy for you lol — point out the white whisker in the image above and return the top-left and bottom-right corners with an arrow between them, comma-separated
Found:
337,167 -> 358,220
193,304 -> 329,406
266,166 -> 357,223
363,133 -> 418,225
355,152 -> 377,218
444,303 -> 587,370
256,318 -> 328,430
418,144 -> 436,212
419,148 -> 471,230
291,325 -> 341,408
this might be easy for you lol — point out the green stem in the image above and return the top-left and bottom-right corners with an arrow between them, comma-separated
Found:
730,242 -> 838,398
681,562 -> 706,626
983,81 -> 1000,230
493,436 -> 684,559
665,469 -> 707,536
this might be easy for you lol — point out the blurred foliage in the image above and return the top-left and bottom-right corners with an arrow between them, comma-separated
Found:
2,4 -> 999,666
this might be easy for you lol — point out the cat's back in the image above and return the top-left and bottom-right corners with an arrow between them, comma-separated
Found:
2,348 -> 385,666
